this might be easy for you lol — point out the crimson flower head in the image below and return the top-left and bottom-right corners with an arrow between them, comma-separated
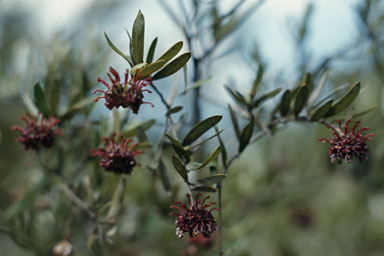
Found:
11,113 -> 61,151
169,193 -> 219,239
94,67 -> 153,114
91,134 -> 143,175
319,119 -> 374,164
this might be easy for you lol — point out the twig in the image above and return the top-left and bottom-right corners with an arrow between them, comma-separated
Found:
151,83 -> 171,110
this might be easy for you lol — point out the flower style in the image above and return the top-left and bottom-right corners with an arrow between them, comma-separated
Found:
93,67 -> 153,114
11,113 -> 61,151
319,119 -> 374,163
91,134 -> 143,175
169,193 -> 219,239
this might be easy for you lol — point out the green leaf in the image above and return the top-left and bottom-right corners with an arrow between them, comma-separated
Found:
250,64 -> 263,100
310,99 -> 333,120
194,146 -> 222,170
182,115 -> 222,146
351,104 -> 378,119
172,156 -> 188,182
312,82 -> 349,109
104,32 -> 133,66
68,97 -> 95,112
34,82 -> 51,117
122,119 -> 156,138
131,10 -> 145,64
280,90 -> 291,116
215,126 -> 227,167
158,159 -> 171,192
225,86 -> 247,106
228,105 -> 240,140
157,41 -> 183,63
197,174 -> 226,186
166,106 -> 183,115
137,60 -> 166,78
187,129 -> 223,150
146,37 -> 158,63
152,52 -> 191,80
183,77 -> 212,94
50,79 -> 60,116
325,82 -> 360,117
293,85 -> 308,115
300,72 -> 313,93
166,133 -> 191,163
130,63 -> 147,75
307,70 -> 328,108
192,186 -> 217,193
238,118 -> 254,153
251,88 -> 281,109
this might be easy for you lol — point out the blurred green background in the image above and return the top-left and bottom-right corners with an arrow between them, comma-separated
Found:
1,0 -> 384,255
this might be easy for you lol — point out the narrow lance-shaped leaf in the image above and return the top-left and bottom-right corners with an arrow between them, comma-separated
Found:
194,146 -> 222,170
310,99 -> 333,120
158,159 -> 171,192
280,90 -> 291,116
157,41 -> 183,63
301,72 -> 313,93
122,119 -> 156,138
182,115 -> 222,146
104,32 -> 133,66
50,79 -> 60,116
166,134 -> 191,163
153,52 -> 191,80
137,60 -> 166,78
239,118 -> 254,153
307,70 -> 328,108
146,37 -> 158,63
215,126 -> 227,167
172,156 -> 188,182
197,174 -> 226,186
130,63 -> 147,75
325,82 -> 360,117
131,10 -> 145,64
166,106 -> 183,115
183,77 -> 212,94
34,82 -> 51,117
249,64 -> 263,100
351,104 -> 378,119
251,88 -> 281,109
228,105 -> 240,140
293,85 -> 308,115
225,86 -> 247,106
192,186 -> 217,193
187,129 -> 223,150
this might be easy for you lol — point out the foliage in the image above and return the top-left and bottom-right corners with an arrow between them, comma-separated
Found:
1,1 -> 384,256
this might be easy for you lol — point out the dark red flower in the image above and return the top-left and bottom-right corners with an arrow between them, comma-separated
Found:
91,134 -> 143,175
11,113 -> 61,151
169,193 -> 219,239
319,119 -> 374,163
93,67 -> 153,114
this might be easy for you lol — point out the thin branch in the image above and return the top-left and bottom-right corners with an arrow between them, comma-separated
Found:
151,83 -> 171,110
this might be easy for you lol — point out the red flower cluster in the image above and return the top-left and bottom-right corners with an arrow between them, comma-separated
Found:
91,134 -> 143,175
11,113 -> 61,151
319,119 -> 374,163
169,193 -> 219,239
94,67 -> 153,114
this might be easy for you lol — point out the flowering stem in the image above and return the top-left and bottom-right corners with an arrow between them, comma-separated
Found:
218,182 -> 223,255
106,176 -> 127,222
151,83 -> 171,110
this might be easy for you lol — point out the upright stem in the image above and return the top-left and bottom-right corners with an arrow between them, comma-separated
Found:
218,181 -> 223,256
192,57 -> 202,125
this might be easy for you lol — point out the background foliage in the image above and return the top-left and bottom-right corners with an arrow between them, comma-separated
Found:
1,0 -> 384,255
